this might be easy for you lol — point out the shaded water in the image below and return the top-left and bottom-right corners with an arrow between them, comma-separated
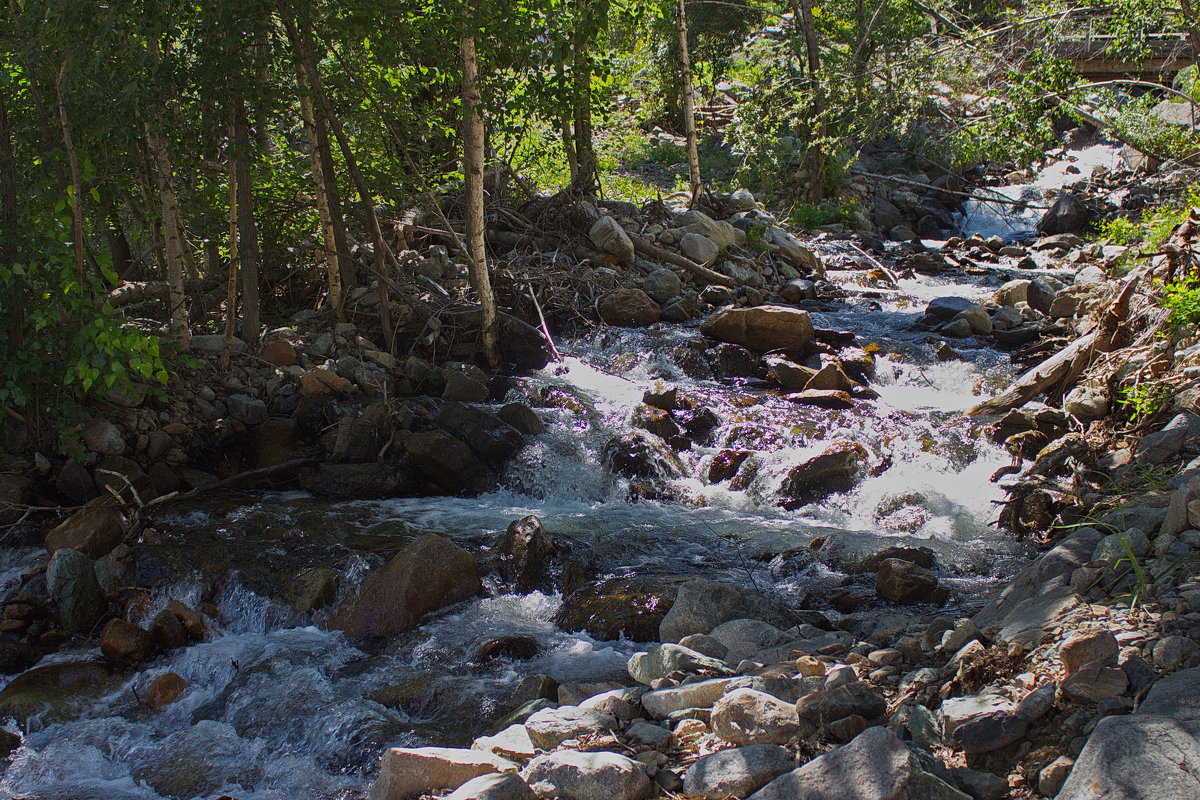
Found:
2,261 -> 1037,799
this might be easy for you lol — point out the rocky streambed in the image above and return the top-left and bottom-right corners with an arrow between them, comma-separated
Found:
3,142 -> 1199,800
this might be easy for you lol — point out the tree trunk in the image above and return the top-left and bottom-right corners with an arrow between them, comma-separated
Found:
296,64 -> 346,321
222,143 -> 240,371
145,128 -> 190,342
461,3 -> 500,367
8,0 -> 64,188
54,60 -> 88,299
792,0 -> 826,202
0,90 -> 17,259
231,100 -> 261,343
676,0 -> 701,200
571,1 -> 597,192
281,8 -> 393,349
1179,0 -> 1200,60
315,111 -> 355,289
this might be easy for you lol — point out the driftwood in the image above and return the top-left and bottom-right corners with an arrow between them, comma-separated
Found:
971,270 -> 1141,415
108,279 -> 213,307
628,233 -> 738,287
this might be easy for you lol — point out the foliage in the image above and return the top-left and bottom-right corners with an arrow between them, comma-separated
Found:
1161,280 -> 1200,329
1116,381 -> 1171,420
789,199 -> 860,230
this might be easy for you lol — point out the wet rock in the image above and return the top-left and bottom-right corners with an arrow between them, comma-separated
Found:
805,362 -> 855,393
0,661 -> 123,724
630,403 -> 681,440
498,403 -> 544,435
47,548 -> 104,634
659,579 -> 788,643
45,503 -> 126,559
628,643 -> 730,685
443,371 -> 491,402
100,618 -> 153,664
495,515 -> 557,594
710,343 -> 759,378
706,449 -> 753,483
302,463 -> 410,499
284,567 -> 339,614
683,744 -> 795,800
795,683 -> 886,726
524,705 -> 618,749
643,269 -> 683,303
0,728 -> 20,758
602,430 -> 685,479
371,746 -> 517,800
700,305 -> 815,353
1037,193 -> 1092,235
148,672 -> 188,711
405,430 -> 495,495
0,638 -> 40,675
476,635 -> 540,662
556,577 -> 679,642
876,558 -> 948,605
926,297 -> 976,321
641,678 -> 733,719
599,289 -> 661,327
331,533 -> 481,640
522,750 -> 652,800
712,688 -> 808,745
436,402 -> 525,470
777,441 -> 868,509
786,388 -> 854,408
445,773 -> 536,800
746,726 -> 911,800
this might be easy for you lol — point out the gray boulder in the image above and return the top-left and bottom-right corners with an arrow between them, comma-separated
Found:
711,688 -> 808,746
683,744 -> 795,800
522,751 -> 653,800
627,643 -> 730,686
659,580 -> 789,642
747,726 -> 911,800
47,548 -> 104,634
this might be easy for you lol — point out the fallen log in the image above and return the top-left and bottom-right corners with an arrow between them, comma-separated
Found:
628,232 -> 737,287
971,269 -> 1140,415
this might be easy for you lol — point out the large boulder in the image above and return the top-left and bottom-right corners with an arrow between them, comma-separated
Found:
557,577 -> 680,642
628,643 -> 730,685
659,579 -> 789,643
370,747 -> 517,800
746,727 -> 912,800
495,515 -> 557,594
521,751 -> 652,800
589,217 -> 635,266
642,269 -> 682,303
1037,193 -> 1092,235
700,306 -> 815,353
47,548 -> 104,634
524,706 -> 617,750
599,289 -> 661,328
876,558 -> 948,605
777,442 -> 868,510
602,430 -> 684,479
331,534 -> 481,640
405,430 -> 496,495
683,744 -> 796,800
711,689 -> 807,746
0,661 -> 123,724
45,503 -> 126,559
435,402 -> 525,469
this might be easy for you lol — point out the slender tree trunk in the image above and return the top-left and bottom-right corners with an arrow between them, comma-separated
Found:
8,0 -> 64,189
461,1 -> 499,367
106,210 -> 134,279
315,111 -> 355,289
145,128 -> 190,342
54,61 -> 88,299
561,116 -> 579,184
231,100 -> 261,342
792,0 -> 826,202
296,64 -> 345,320
222,147 -> 240,370
571,1 -> 597,192
281,9 -> 393,349
0,90 -> 18,260
1179,0 -> 1200,59
676,0 -> 701,201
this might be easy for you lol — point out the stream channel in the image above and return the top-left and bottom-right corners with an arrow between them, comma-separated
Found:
0,152 -> 1123,799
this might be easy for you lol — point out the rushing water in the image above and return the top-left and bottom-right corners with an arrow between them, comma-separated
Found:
1,253 -> 1042,799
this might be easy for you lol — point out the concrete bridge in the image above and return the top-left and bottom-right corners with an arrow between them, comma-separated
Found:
1050,33 -> 1197,81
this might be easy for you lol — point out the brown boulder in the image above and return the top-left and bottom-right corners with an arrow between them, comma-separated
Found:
778,442 -> 867,509
0,475 -> 32,525
299,369 -> 355,397
404,430 -> 495,495
599,289 -> 661,327
700,306 -> 814,353
556,577 -> 681,642
148,672 -> 187,711
45,502 -> 126,558
331,533 -> 482,640
875,558 -> 948,605
262,339 -> 297,367
100,619 -> 154,663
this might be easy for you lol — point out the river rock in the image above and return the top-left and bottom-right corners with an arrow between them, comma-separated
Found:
589,217 -> 635,265
628,643 -> 730,685
47,547 -> 104,634
602,430 -> 684,479
556,577 -> 679,642
443,371 -> 491,402
284,567 -> 339,614
405,430 -> 495,495
777,441 -> 867,509
524,705 -> 617,749
876,558 -> 948,604
445,773 -> 535,800
499,403 -> 544,435
370,747 -> 517,800
522,750 -> 652,800
659,579 -> 787,643
712,688 -> 807,746
100,618 -> 153,663
436,403 -> 525,470
641,678 -> 734,719
994,279 -> 1030,307
1060,630 -> 1119,673
1037,193 -> 1092,235
599,289 -> 661,327
0,660 -> 123,724
226,393 -> 267,425
45,503 -> 126,559
1026,279 -> 1058,314
795,683 -> 886,726
710,619 -> 793,664
680,232 -> 720,265
82,417 -> 126,455
926,297 -> 975,321
700,305 -> 815,353
746,726 -> 911,800
642,269 -> 683,303
148,672 -> 188,711
495,515 -> 557,594
683,744 -> 795,800
331,533 -> 481,640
